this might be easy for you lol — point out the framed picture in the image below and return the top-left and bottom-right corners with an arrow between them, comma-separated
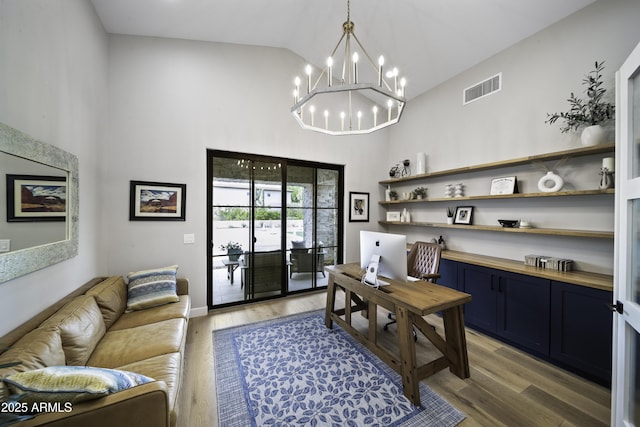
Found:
386,211 -> 401,222
490,176 -> 519,195
454,206 -> 474,225
6,174 -> 66,222
129,180 -> 186,221
349,192 -> 369,222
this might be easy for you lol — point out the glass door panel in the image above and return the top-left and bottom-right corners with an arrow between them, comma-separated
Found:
211,156 -> 252,305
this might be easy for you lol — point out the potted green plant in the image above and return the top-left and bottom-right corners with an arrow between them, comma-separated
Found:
446,207 -> 455,224
220,241 -> 243,261
413,186 -> 427,199
545,61 -> 615,146
388,190 -> 398,201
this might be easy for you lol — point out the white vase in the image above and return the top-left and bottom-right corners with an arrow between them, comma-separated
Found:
538,171 -> 564,193
581,125 -> 606,146
416,152 -> 426,175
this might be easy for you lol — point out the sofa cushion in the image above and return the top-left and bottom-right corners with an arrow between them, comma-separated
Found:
40,295 -> 106,366
0,327 -> 65,400
126,265 -> 180,311
109,297 -> 190,331
3,366 -> 153,405
85,276 -> 128,329
87,318 -> 185,369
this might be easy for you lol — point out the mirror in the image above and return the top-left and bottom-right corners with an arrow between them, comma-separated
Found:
0,123 -> 79,283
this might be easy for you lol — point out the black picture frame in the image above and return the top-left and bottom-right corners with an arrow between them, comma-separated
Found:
129,180 -> 187,221
454,206 -> 474,225
349,191 -> 369,222
6,174 -> 67,222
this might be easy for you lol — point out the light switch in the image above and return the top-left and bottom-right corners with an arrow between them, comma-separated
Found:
183,234 -> 195,244
0,239 -> 10,252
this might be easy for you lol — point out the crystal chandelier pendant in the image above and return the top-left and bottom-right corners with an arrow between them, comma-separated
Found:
291,0 -> 406,136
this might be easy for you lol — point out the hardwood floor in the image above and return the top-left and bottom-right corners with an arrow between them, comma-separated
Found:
177,291 -> 611,427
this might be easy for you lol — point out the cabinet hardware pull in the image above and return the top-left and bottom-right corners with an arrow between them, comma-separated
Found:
608,301 -> 623,314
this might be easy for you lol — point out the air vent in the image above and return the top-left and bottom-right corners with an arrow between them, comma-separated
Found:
463,73 -> 502,105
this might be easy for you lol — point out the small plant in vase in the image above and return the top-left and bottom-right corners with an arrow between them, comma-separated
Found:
545,61 -> 615,145
446,207 -> 455,224
413,186 -> 427,199
220,241 -> 243,261
388,190 -> 398,201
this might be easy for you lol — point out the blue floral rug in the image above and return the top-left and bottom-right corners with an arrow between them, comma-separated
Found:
213,310 -> 465,427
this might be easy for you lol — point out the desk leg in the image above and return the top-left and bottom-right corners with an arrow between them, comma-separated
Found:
442,306 -> 470,379
396,306 -> 420,406
325,274 -> 336,329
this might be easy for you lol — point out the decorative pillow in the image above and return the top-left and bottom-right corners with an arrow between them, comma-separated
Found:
3,366 -> 154,404
126,265 -> 179,311
291,241 -> 307,254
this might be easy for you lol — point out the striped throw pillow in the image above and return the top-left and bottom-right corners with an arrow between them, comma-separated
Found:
126,265 -> 179,311
3,366 -> 153,404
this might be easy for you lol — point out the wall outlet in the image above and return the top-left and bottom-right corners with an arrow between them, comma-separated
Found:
0,239 -> 10,253
183,234 -> 195,244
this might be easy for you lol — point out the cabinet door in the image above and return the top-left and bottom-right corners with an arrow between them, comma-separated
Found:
497,272 -> 550,355
459,263 -> 496,332
438,258 -> 458,290
550,281 -> 613,386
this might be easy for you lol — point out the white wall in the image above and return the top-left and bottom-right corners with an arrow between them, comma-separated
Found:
386,0 -> 640,274
0,0 -> 109,335
105,35 -> 389,315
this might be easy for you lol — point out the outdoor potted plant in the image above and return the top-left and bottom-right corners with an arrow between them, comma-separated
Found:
413,186 -> 427,199
545,61 -> 615,146
220,241 -> 243,261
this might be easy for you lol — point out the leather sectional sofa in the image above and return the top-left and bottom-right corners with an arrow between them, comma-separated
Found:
0,274 -> 190,427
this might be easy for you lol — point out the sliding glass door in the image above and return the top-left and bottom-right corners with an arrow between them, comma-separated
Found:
208,151 -> 343,308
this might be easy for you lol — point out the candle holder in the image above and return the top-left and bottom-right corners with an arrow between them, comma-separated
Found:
599,167 -> 614,190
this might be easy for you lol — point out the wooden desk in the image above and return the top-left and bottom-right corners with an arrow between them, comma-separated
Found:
324,263 -> 472,406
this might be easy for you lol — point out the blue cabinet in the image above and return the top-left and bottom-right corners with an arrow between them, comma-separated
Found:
437,258 -> 458,290
550,281 -> 613,386
459,263 -> 550,355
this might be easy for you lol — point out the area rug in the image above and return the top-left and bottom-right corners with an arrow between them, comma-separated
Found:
213,310 -> 465,427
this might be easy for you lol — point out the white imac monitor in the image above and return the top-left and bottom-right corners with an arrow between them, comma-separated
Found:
359,231 -> 408,284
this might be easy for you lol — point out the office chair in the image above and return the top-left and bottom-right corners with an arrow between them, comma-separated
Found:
383,241 -> 442,339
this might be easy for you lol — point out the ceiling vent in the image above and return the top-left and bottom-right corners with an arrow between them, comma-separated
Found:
463,73 -> 502,105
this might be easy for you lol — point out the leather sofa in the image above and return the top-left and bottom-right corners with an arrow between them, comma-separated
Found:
0,275 -> 190,427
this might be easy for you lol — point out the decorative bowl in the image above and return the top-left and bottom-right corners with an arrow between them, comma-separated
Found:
498,219 -> 519,228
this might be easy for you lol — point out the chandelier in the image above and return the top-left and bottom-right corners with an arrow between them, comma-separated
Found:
291,0 -> 406,136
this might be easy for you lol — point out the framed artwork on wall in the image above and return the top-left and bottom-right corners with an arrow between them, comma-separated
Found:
454,206 -> 474,225
6,174 -> 66,222
349,192 -> 369,222
129,180 -> 186,221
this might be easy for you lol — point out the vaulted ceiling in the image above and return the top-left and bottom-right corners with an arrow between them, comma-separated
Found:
91,0 -> 596,100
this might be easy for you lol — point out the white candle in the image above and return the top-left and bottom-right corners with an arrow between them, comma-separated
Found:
309,105 -> 315,126
373,106 -> 378,127
324,110 -> 329,129
294,76 -> 300,98
357,111 -> 362,130
327,57 -> 333,87
400,77 -> 406,97
387,99 -> 393,121
393,68 -> 398,93
340,111 -> 345,131
352,52 -> 359,84
378,56 -> 384,87
602,157 -> 615,172
305,64 -> 312,93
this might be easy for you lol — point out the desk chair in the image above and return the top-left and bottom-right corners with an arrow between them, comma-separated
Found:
383,241 -> 442,337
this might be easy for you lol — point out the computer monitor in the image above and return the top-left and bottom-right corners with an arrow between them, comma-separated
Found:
359,231 -> 408,284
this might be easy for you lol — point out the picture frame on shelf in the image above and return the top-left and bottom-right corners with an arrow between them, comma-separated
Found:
490,176 -> 519,195
6,174 -> 67,222
386,211 -> 401,222
349,191 -> 369,222
454,206 -> 474,225
129,180 -> 187,221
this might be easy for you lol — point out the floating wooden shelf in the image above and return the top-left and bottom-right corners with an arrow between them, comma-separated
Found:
379,142 -> 615,185
379,188 -> 614,205
380,220 -> 614,239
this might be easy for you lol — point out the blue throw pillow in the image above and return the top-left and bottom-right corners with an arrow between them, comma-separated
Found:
126,265 -> 179,311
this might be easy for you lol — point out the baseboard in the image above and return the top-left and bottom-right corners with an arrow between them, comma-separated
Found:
189,306 -> 208,318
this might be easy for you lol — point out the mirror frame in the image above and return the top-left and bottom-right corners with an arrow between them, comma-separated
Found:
0,123 -> 79,283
